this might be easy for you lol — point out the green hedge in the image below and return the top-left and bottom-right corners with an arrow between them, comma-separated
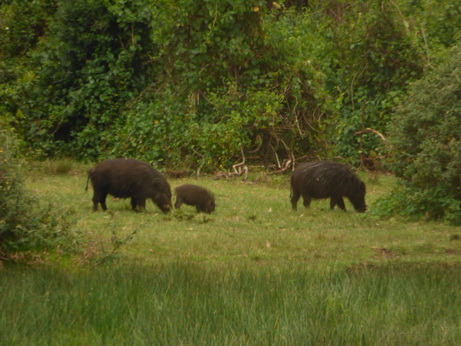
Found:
377,45 -> 461,224
1,0 -> 460,170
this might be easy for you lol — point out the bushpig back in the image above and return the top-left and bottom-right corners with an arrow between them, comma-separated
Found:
291,161 -> 366,212
88,158 -> 172,212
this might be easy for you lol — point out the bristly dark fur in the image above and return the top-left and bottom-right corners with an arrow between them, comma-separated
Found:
87,158 -> 172,213
290,161 -> 366,212
175,184 -> 215,213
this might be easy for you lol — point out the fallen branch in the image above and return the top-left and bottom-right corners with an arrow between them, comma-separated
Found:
270,159 -> 292,175
213,167 -> 248,180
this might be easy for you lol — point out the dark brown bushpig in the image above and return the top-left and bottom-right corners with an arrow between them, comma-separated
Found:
174,184 -> 215,213
86,158 -> 172,213
290,161 -> 366,212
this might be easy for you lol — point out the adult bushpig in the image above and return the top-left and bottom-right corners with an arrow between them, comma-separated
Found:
86,158 -> 172,213
290,161 -> 366,212
174,184 -> 216,213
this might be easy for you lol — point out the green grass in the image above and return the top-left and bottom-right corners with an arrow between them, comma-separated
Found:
24,165 -> 461,268
1,263 -> 461,344
1,162 -> 460,344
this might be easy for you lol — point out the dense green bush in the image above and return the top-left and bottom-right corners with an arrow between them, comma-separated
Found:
324,0 -> 425,165
377,45 -> 461,224
0,129 -> 79,258
1,0 -> 460,170
7,0 -> 156,160
113,2 -> 342,169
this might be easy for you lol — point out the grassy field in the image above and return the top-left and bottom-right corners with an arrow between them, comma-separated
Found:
2,263 -> 461,344
24,162 -> 461,268
1,161 -> 461,344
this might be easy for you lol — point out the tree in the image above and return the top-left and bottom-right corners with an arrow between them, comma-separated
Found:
379,45 -> 461,224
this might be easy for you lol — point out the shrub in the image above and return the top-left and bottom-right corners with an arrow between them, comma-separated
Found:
379,45 -> 461,224
0,129 -> 79,259
3,0 -> 459,169
14,0 -> 156,161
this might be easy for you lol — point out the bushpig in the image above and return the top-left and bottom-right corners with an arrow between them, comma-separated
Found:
290,161 -> 366,212
86,158 -> 172,213
174,184 -> 215,213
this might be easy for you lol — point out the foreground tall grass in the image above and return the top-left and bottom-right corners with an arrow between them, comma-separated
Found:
1,263 -> 460,344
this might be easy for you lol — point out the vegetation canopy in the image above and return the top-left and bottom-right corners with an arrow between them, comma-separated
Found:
379,46 -> 461,224
1,0 -> 459,170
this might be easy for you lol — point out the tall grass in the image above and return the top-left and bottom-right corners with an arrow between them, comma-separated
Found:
1,263 -> 460,344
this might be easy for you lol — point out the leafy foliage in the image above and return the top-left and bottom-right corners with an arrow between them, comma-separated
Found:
378,45 -> 461,224
5,0 -> 156,160
1,0 -> 460,170
0,129 -> 79,257
315,0 -> 426,165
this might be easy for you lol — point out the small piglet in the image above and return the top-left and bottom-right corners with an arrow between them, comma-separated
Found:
174,184 -> 216,213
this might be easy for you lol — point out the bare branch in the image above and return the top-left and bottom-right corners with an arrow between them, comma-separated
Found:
355,127 -> 387,141
214,146 -> 248,180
